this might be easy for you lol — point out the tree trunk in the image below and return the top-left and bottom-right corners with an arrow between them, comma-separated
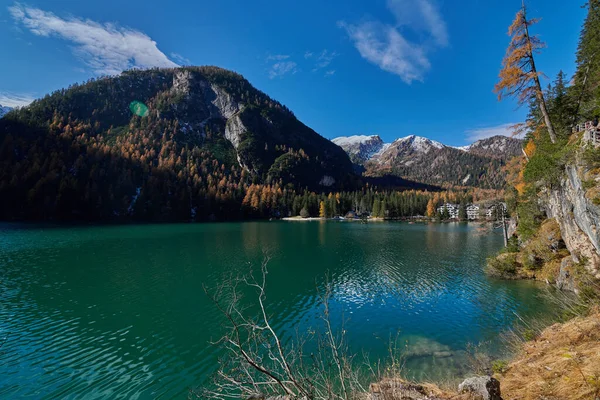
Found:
523,3 -> 557,143
537,89 -> 558,143
502,212 -> 509,247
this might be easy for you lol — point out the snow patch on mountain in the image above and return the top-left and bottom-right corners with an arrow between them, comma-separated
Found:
332,135 -> 385,164
332,135 -> 379,147
395,135 -> 444,152
0,104 -> 13,119
373,142 -> 391,157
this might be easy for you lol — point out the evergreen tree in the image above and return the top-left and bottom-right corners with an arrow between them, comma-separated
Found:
458,202 -> 467,221
574,0 -> 600,120
441,205 -> 450,220
372,199 -> 381,218
548,71 -> 575,135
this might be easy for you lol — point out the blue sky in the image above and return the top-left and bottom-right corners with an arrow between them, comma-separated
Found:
0,0 -> 586,146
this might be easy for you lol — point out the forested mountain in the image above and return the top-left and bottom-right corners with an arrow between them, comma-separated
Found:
332,134 -> 523,188
0,66 -> 358,221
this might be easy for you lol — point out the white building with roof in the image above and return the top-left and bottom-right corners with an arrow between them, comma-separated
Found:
437,203 -> 459,219
466,204 -> 480,220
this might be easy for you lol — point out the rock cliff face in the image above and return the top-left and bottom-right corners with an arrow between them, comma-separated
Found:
542,151 -> 600,284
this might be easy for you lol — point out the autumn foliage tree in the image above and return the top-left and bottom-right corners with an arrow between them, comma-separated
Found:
426,199 -> 436,218
495,2 -> 557,143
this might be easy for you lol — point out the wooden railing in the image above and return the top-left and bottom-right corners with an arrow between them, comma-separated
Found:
573,121 -> 600,147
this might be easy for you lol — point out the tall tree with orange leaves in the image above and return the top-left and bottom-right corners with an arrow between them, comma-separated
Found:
426,199 -> 436,218
495,2 -> 557,143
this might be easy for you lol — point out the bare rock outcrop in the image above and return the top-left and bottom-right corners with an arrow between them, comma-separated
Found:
542,157 -> 600,283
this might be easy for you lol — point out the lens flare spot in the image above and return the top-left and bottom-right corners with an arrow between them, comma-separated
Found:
129,101 -> 149,117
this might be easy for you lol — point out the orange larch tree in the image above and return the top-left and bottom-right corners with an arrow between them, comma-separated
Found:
495,2 -> 557,143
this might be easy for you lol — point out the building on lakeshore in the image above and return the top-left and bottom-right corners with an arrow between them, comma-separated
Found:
466,204 -> 480,220
437,203 -> 459,219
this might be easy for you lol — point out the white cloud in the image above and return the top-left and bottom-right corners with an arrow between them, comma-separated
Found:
325,70 -> 336,77
0,92 -> 35,107
304,51 -> 314,59
170,52 -> 191,65
465,123 -> 521,142
9,3 -> 178,75
266,54 -> 290,61
268,61 -> 298,79
339,0 -> 447,83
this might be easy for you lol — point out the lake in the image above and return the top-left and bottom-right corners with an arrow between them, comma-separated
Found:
0,221 -> 554,399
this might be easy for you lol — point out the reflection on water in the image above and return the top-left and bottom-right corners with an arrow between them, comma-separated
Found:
0,222 -> 553,398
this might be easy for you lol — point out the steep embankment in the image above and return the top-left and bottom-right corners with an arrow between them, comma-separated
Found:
488,141 -> 600,293
542,155 -> 600,288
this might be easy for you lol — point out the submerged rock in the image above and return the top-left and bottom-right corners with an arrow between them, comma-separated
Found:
458,376 -> 502,400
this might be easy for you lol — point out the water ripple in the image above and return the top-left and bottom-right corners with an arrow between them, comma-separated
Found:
0,222 -> 553,398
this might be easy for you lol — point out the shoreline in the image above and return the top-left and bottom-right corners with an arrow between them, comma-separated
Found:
280,216 -> 495,223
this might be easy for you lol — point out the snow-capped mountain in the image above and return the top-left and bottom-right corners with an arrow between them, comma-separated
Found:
373,135 -> 446,169
331,134 -> 523,188
0,104 -> 12,119
332,134 -> 445,165
331,135 -> 386,164
456,135 -> 523,159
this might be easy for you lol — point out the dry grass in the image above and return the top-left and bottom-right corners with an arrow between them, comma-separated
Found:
499,309 -> 600,400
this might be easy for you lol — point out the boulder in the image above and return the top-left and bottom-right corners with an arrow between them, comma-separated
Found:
458,376 -> 502,400
368,379 -> 444,399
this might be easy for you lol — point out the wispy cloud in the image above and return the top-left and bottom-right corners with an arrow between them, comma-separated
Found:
9,3 -> 178,75
386,0 -> 448,47
0,92 -> 35,107
268,61 -> 298,79
339,0 -> 448,83
266,54 -> 291,61
170,52 -> 190,65
265,51 -> 338,78
312,50 -> 339,72
465,123 -> 521,142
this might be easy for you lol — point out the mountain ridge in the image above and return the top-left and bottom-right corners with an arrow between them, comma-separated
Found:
332,134 -> 523,188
